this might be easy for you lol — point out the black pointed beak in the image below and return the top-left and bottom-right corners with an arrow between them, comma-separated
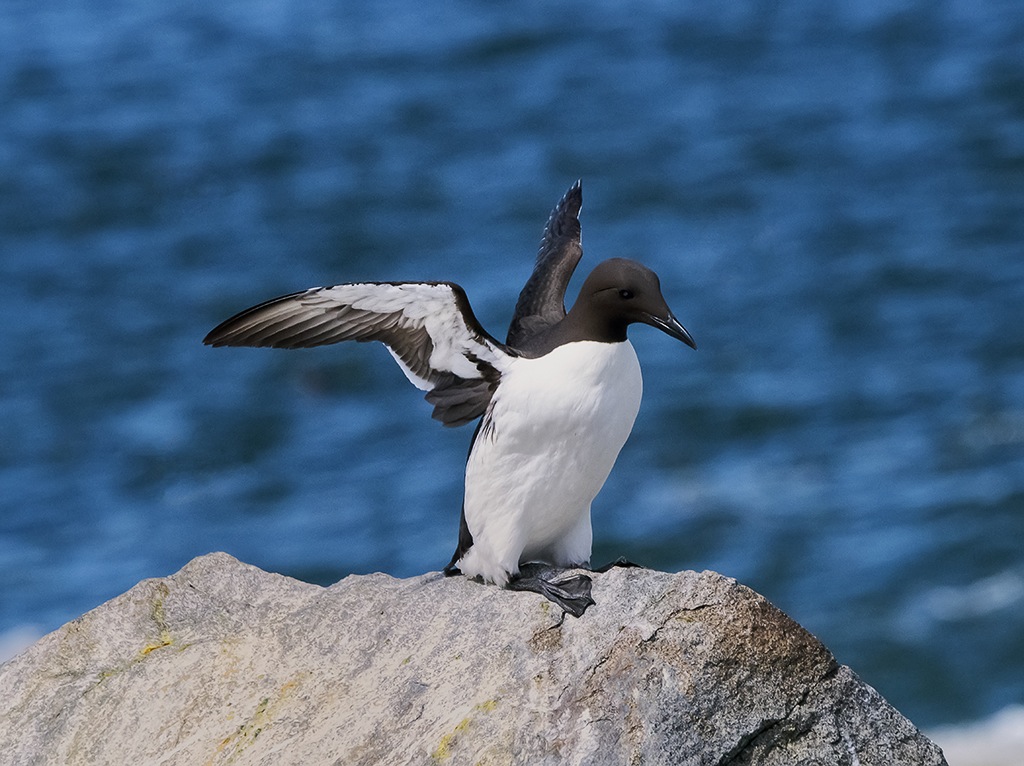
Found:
644,312 -> 697,349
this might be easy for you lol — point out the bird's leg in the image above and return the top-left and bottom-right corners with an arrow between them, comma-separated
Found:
548,609 -> 568,630
591,556 -> 644,573
506,563 -> 596,618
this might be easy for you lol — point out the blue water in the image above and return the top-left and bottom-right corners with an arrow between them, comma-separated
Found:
2,1 -> 1022,729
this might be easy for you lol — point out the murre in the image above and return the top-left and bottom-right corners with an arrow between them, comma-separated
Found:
203,181 -> 696,617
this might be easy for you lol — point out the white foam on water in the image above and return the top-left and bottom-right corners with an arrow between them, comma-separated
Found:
923,570 -> 1024,622
928,706 -> 1024,766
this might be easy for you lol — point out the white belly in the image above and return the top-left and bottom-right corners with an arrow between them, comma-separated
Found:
457,340 -> 643,584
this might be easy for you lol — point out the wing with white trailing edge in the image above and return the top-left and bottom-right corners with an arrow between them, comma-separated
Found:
204,281 -> 512,427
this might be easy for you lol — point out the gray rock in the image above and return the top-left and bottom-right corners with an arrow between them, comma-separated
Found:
0,553 -> 946,766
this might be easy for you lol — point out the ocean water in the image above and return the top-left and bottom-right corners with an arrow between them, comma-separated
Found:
2,0 -> 1022,740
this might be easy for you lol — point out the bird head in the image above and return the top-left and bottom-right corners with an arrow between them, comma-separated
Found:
574,258 -> 697,348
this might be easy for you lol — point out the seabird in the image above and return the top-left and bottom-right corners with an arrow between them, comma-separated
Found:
204,181 -> 696,616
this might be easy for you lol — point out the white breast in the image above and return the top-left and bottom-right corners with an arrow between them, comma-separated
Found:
457,340 -> 643,584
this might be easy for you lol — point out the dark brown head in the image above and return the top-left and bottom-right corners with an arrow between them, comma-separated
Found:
567,258 -> 697,347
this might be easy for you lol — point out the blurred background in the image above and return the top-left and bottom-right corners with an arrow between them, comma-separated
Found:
1,0 -> 1022,758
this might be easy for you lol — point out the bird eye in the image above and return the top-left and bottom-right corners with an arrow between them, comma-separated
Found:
618,289 -> 634,300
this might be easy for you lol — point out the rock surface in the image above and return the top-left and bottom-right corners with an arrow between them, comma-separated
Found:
0,553 -> 946,766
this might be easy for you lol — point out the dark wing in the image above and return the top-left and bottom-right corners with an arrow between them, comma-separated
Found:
204,281 -> 512,427
505,180 -> 584,348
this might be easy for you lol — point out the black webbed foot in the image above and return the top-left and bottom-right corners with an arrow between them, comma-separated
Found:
507,563 -> 596,618
591,557 -> 644,573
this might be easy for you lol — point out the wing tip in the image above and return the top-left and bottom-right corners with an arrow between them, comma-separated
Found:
561,179 -> 583,214
202,322 -> 238,347
202,288 -> 319,348
202,315 -> 259,348
537,180 -> 583,250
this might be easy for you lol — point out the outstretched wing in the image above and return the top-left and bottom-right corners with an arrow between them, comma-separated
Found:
204,281 -> 511,427
505,180 -> 584,348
